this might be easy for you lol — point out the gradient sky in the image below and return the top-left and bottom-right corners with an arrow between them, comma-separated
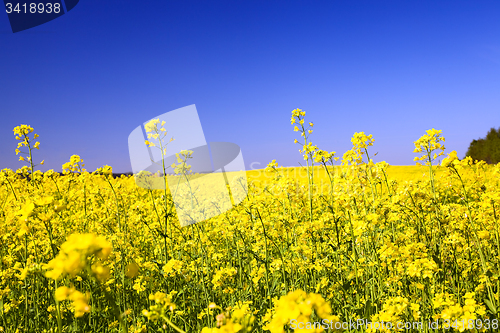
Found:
1,1 -> 499,173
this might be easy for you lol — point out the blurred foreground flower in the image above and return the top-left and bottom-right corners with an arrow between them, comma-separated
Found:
45,233 -> 112,280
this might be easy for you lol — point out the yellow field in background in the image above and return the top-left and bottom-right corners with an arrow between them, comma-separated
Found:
246,164 -> 447,186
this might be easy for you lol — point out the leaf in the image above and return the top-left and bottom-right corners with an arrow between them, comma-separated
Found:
364,299 -> 375,318
484,298 -> 497,314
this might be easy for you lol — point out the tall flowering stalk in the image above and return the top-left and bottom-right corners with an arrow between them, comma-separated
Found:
312,149 -> 338,208
291,108 -> 317,223
171,149 -> 195,213
413,128 -> 446,199
144,119 -> 174,197
413,129 -> 446,256
144,119 -> 175,263
13,124 -> 44,184
342,132 -> 377,200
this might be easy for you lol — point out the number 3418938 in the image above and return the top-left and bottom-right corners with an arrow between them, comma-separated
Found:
5,3 -> 61,14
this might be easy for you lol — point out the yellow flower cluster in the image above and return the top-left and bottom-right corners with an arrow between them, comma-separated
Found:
433,292 -> 487,328
94,165 -> 113,177
55,286 -> 91,317
379,241 -> 438,279
45,233 -> 112,280
62,154 -> 86,173
367,296 -> 418,332
342,132 -> 375,166
212,267 -> 237,291
13,124 -> 44,167
413,128 -> 446,164
162,258 -> 183,277
142,291 -> 177,321
201,302 -> 255,333
263,290 -> 340,332
172,150 -> 194,175
144,118 -> 173,154
441,150 -> 459,167
312,149 -> 338,164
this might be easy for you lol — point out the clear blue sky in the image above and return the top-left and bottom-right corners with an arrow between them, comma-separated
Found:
1,1 -> 499,173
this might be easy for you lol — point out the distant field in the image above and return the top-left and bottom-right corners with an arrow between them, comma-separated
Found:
130,165 -> 462,196
245,164 -> 447,186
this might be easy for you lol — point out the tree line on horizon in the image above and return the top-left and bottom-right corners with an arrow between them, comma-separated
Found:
465,127 -> 500,164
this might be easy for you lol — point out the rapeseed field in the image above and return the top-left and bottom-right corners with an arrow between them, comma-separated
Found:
1,109 -> 500,332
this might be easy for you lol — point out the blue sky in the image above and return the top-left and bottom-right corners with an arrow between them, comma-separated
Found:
1,1 -> 499,173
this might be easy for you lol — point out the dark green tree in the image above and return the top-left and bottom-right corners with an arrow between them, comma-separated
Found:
465,127 -> 500,164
